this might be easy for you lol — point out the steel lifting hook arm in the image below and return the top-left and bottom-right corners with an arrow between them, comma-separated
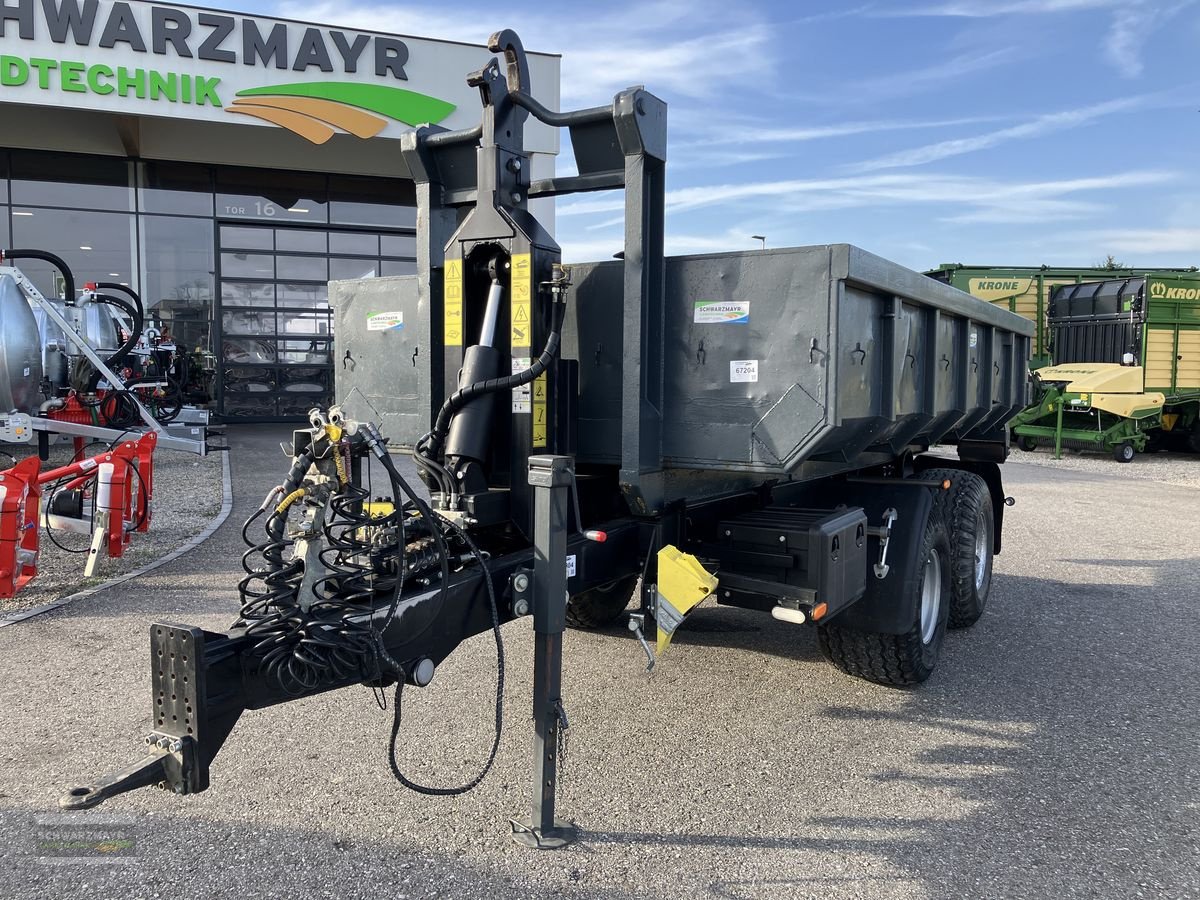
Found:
488,29 -> 531,96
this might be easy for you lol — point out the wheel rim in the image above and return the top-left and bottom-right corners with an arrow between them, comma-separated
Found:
919,551 -> 943,645
974,511 -> 990,591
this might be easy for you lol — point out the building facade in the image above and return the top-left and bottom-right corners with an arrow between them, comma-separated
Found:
0,0 -> 560,420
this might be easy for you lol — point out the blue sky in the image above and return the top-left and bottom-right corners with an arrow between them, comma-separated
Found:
241,0 -> 1197,271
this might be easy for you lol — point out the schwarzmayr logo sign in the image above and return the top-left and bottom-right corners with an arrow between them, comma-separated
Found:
0,0 -> 457,143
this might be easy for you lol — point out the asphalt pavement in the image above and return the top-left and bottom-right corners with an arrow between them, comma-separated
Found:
1,425 -> 1197,899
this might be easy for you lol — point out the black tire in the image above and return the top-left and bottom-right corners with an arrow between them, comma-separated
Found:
923,468 -> 993,629
1186,421 -> 1200,454
565,575 -> 638,629
1113,441 -> 1135,463
1017,436 -> 1038,452
817,513 -> 951,686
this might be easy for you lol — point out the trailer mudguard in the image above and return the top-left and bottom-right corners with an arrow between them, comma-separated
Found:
812,478 -> 937,635
914,458 -> 1006,555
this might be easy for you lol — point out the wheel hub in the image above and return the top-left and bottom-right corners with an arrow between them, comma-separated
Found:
919,551 -> 942,645
974,511 -> 990,591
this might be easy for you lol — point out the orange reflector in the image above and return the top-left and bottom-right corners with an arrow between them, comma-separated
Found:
812,602 -> 828,621
941,479 -> 952,490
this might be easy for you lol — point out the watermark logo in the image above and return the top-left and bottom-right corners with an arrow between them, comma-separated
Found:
227,81 -> 455,144
32,813 -> 139,866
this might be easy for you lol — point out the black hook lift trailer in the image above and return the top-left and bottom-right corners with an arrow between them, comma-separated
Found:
61,31 -> 1033,847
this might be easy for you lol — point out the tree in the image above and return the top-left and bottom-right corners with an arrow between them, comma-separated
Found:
1096,254 -> 1126,270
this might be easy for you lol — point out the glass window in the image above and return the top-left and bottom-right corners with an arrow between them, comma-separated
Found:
329,174 -> 416,228
278,338 -> 332,364
0,207 -> 10,248
275,229 -> 326,253
138,162 -> 213,216
276,255 -> 327,282
279,366 -> 330,393
223,366 -> 276,392
222,308 -> 276,335
330,232 -> 378,256
216,168 -> 328,224
221,252 -> 274,279
222,338 -> 277,364
279,310 -> 332,335
381,234 -> 416,258
0,153 -> 9,203
221,281 -> 275,308
11,151 -> 133,211
220,225 -> 273,251
330,257 -> 378,281
12,207 -> 137,299
277,282 -> 327,307
381,259 -> 418,277
141,215 -> 214,354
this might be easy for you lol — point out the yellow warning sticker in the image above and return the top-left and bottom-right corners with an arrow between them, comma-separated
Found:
511,253 -> 532,348
512,253 -> 531,300
444,258 -> 463,346
531,371 -> 547,448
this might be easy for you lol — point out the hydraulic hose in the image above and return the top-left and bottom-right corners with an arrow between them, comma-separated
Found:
3,248 -> 75,301
420,299 -> 566,457
92,293 -> 142,369
93,282 -> 145,324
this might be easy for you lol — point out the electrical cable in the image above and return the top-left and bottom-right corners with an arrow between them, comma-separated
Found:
385,514 -> 504,796
228,415 -> 506,796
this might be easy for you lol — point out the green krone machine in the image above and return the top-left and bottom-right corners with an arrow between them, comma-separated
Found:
1006,274 -> 1200,461
926,264 -> 1199,369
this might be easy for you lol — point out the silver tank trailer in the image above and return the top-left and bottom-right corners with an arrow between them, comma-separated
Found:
0,273 -> 44,414
33,299 -> 122,391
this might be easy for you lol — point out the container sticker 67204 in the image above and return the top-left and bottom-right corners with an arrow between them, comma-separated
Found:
694,300 -> 749,324
730,360 -> 759,383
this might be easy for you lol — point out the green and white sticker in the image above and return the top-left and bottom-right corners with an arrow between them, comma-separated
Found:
367,311 -> 404,332
694,300 -> 749,324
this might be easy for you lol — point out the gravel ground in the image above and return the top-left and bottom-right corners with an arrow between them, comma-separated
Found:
0,430 -> 1197,900
1009,444 -> 1200,488
0,442 -> 225,620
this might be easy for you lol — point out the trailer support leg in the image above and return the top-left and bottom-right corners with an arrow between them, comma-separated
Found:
511,454 -> 578,850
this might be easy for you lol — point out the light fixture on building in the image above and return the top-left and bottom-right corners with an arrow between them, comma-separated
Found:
288,207 -> 310,214
109,272 -> 120,276
12,211 -> 32,216
80,245 -> 93,251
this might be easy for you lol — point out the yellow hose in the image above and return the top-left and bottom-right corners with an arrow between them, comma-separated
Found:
275,487 -> 306,514
334,449 -> 348,486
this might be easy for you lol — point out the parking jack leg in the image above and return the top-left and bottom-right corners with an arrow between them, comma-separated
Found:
511,455 -> 578,850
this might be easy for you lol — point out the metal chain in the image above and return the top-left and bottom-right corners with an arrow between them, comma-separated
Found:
554,698 -> 569,775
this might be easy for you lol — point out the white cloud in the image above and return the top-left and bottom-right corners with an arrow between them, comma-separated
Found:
680,115 -> 1010,147
847,48 -> 1021,101
273,0 -> 773,104
844,96 -> 1148,171
875,0 -> 1124,16
554,169 -> 1175,249
1103,2 -> 1196,78
873,0 -> 1198,79
1073,228 -> 1200,253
